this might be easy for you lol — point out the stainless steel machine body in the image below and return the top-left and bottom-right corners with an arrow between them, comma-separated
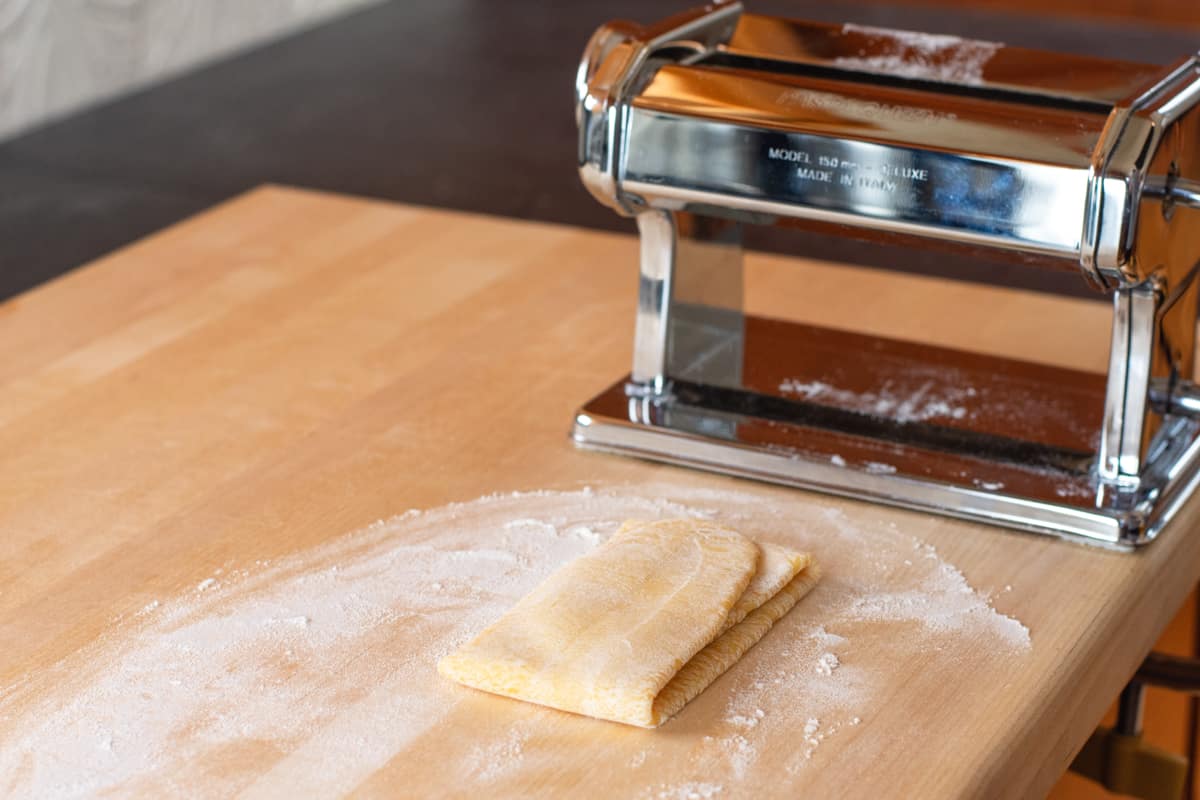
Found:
572,2 -> 1200,547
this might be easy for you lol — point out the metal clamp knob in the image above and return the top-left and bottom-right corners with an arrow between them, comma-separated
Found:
1149,377 -> 1200,419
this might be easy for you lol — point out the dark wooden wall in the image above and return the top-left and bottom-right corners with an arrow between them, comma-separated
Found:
1,0 -> 1197,303
911,0 -> 1200,27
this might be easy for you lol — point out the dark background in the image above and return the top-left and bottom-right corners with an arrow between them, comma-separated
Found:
1,0 -> 1197,302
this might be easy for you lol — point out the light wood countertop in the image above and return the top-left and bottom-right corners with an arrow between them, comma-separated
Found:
1,186 -> 1196,798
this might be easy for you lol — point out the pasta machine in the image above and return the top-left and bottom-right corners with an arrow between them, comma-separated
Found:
570,2 -> 1200,547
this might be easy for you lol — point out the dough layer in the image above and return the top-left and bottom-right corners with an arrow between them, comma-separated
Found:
438,518 -> 819,727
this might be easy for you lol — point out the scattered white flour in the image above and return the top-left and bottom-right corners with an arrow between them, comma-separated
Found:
814,653 -> 840,676
1055,482 -> 1096,500
829,454 -> 847,468
778,367 -> 1098,454
865,462 -> 897,475
800,718 -> 824,759
468,726 -> 528,783
809,626 -> 846,647
568,524 -> 602,544
973,480 -> 1005,491
779,378 -> 974,424
0,485 -> 1030,798
725,707 -> 765,730
647,782 -> 724,800
836,23 -> 1001,85
195,577 -> 217,592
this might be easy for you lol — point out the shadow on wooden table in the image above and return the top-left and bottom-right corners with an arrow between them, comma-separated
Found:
1050,591 -> 1197,799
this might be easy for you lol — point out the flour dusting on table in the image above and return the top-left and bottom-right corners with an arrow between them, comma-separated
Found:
0,485 -> 1029,798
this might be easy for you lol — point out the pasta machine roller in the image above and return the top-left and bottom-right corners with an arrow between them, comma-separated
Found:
570,2 -> 1200,547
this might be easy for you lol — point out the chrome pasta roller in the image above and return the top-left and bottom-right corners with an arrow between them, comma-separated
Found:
570,2 -> 1200,547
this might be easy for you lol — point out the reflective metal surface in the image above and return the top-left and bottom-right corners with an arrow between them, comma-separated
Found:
575,4 -> 1200,284
574,325 -> 1200,547
632,210 -> 744,391
1099,282 -> 1161,484
721,15 -> 1165,105
572,5 -> 1200,547
622,100 -> 1094,259
1085,57 -> 1200,287
575,3 -> 743,215
1151,378 -> 1200,420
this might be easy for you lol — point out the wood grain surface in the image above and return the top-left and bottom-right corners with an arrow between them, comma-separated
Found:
1,185 -> 1198,798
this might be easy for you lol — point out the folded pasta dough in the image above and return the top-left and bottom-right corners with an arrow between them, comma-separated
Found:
437,518 -> 820,728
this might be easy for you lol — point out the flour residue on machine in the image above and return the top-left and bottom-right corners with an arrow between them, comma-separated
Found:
779,377 -> 976,424
834,24 -> 1002,86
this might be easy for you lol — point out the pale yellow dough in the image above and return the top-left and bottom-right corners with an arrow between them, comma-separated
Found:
437,518 -> 820,728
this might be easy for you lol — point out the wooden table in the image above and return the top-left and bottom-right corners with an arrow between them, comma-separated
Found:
1,185 -> 1197,798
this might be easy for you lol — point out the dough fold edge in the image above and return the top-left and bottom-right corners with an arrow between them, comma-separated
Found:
647,561 -> 822,727
438,521 -> 821,728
